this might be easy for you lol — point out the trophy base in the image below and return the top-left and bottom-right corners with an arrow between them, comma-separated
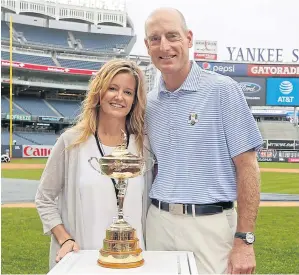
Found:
98,248 -> 144,269
97,259 -> 144,269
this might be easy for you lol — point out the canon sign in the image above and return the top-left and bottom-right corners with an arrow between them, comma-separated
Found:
23,145 -> 53,158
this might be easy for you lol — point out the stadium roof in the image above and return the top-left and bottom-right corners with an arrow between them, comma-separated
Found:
45,0 -> 126,11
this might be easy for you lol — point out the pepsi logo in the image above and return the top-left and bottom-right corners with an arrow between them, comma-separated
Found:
202,62 -> 211,70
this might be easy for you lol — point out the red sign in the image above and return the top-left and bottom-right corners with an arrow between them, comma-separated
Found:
248,65 -> 299,76
194,53 -> 217,61
288,158 -> 299,163
1,60 -> 98,76
23,145 -> 53,158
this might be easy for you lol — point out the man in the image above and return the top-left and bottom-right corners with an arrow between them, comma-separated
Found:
144,7 -> 263,274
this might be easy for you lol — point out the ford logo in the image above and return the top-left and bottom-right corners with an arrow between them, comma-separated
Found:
239,82 -> 261,93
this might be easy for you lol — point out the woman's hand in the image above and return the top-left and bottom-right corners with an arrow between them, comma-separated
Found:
55,239 -> 80,263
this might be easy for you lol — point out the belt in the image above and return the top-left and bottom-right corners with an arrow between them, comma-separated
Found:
152,199 -> 234,216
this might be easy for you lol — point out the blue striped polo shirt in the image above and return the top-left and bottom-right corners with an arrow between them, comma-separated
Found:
145,61 -> 263,204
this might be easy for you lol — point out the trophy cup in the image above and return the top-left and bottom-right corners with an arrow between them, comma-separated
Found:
88,130 -> 147,269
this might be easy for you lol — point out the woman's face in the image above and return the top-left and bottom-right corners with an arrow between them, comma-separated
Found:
100,72 -> 136,119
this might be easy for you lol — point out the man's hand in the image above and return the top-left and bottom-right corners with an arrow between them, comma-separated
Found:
227,239 -> 256,274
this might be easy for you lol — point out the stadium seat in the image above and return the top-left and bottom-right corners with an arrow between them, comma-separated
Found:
258,121 -> 299,140
1,51 -> 56,67
46,99 -> 82,118
13,97 -> 58,116
1,96 -> 28,115
72,31 -> 132,51
56,58 -> 103,70
1,22 -> 10,40
13,23 -> 70,48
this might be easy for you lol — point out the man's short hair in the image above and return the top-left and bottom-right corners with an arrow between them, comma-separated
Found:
145,8 -> 188,36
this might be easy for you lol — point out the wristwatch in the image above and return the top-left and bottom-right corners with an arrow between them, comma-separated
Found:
234,232 -> 255,244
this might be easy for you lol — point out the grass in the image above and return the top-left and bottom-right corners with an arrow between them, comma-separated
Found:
255,207 -> 299,274
10,158 -> 48,164
1,208 -> 51,274
261,172 -> 299,194
259,162 -> 299,169
1,169 -> 43,180
1,207 -> 299,274
1,161 -> 299,193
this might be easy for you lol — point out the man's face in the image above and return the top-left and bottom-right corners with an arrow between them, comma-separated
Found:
144,12 -> 193,75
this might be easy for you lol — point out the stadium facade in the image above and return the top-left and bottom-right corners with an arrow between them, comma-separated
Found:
1,0 -> 298,162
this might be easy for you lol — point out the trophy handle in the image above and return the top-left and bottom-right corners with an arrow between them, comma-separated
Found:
142,156 -> 156,174
88,157 -> 101,173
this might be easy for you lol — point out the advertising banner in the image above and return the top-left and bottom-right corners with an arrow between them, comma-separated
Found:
257,149 -> 299,162
262,139 -> 268,149
194,40 -> 218,61
232,77 -> 266,106
257,149 -> 279,162
267,140 -> 295,150
38,116 -> 64,122
22,145 -> 53,158
1,60 -> 98,76
288,158 -> 299,163
266,78 -> 299,106
196,61 -> 248,76
248,64 -> 299,77
6,114 -> 32,121
1,145 -> 23,158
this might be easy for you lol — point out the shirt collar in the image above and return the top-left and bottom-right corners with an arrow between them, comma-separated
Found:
158,60 -> 202,95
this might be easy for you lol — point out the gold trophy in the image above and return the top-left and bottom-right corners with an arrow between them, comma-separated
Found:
88,130 -> 147,269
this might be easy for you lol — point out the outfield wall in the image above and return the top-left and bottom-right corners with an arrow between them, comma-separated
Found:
2,144 -> 299,163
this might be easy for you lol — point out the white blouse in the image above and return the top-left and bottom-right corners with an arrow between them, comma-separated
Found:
78,135 -> 145,251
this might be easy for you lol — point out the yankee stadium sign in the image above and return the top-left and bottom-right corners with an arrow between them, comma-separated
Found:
227,47 -> 299,63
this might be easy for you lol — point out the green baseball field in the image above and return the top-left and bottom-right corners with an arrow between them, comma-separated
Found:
1,159 -> 299,274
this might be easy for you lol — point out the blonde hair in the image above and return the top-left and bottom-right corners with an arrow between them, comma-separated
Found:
68,59 -> 146,155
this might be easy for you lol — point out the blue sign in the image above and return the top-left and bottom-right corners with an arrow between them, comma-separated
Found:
266,78 -> 299,106
196,61 -> 248,76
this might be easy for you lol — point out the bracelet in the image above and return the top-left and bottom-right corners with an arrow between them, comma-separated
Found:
60,238 -> 75,247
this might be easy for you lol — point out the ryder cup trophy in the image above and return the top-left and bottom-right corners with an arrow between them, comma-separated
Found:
88,130 -> 148,269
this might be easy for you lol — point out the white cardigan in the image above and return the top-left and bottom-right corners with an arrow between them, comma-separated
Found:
35,129 -> 153,270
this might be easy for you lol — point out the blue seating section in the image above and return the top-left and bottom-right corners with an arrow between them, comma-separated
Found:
57,58 -> 103,70
1,97 -> 10,114
18,132 -> 58,145
13,23 -> 70,47
13,97 -> 57,116
1,51 -> 56,66
1,96 -> 27,115
1,23 -> 133,53
1,22 -> 10,40
1,131 -> 59,145
72,31 -> 132,51
47,100 -> 82,118
1,132 -> 34,145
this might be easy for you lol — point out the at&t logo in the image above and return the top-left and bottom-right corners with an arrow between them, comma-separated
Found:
278,81 -> 294,103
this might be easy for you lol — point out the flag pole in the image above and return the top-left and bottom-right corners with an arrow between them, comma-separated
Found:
9,16 -> 13,158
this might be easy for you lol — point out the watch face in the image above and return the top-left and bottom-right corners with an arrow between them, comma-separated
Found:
246,233 -> 255,243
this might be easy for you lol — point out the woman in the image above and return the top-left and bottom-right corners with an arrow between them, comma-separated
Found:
35,59 -> 153,270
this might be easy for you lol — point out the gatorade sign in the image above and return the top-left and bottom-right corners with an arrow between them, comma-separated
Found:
22,145 -> 53,158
